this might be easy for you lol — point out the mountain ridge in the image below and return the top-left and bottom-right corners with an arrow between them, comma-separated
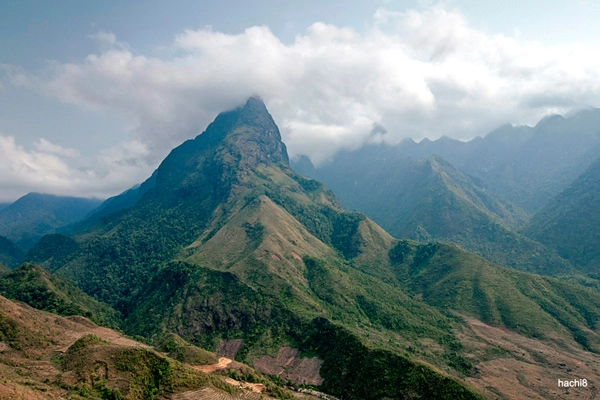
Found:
296,147 -> 571,275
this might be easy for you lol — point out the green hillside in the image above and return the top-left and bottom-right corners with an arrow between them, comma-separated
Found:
524,157 -> 600,272
0,263 -> 120,327
27,97 -> 600,398
389,240 -> 600,351
0,235 -> 24,268
24,233 -> 80,271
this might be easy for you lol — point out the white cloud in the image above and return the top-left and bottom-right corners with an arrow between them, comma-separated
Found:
34,138 -> 80,158
4,3 -> 600,200
0,135 -> 152,202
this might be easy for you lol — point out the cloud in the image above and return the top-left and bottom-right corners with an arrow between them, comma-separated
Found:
4,3 -> 600,200
34,138 -> 80,158
0,135 -> 152,202
88,32 -> 117,47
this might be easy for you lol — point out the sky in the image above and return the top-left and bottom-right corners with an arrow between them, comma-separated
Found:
1,0 -> 600,202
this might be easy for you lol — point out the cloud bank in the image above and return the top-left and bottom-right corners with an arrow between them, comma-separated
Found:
3,4 -> 600,201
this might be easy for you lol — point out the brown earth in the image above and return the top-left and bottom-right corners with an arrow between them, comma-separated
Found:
216,339 -> 244,359
459,315 -> 600,399
193,357 -> 233,373
222,377 -> 266,393
172,386 -> 269,400
253,346 -> 324,385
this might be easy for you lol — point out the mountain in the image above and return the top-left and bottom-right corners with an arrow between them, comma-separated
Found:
524,157 -> 600,273
31,97 -> 600,399
312,108 -> 600,213
0,192 -> 102,250
0,263 -> 120,327
0,235 -> 24,268
38,98 -> 479,398
299,147 -> 571,275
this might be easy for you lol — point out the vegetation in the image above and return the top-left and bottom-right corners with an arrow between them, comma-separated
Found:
524,157 -> 600,271
12,98 -> 600,399
155,333 -> 218,365
389,240 -> 600,351
0,235 -> 23,268
24,233 -> 79,271
296,318 -> 482,400
0,263 -> 120,327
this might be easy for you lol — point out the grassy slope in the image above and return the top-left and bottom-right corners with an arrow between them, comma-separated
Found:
123,186 -> 482,398
0,263 -> 120,328
389,240 -> 600,352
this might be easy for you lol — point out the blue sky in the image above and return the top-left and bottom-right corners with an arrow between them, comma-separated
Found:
1,0 -> 600,201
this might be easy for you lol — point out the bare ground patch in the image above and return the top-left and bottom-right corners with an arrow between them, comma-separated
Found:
216,339 -> 244,359
459,316 -> 600,399
253,346 -> 324,386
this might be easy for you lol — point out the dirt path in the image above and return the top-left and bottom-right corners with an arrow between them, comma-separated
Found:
223,377 -> 266,393
192,357 -> 232,373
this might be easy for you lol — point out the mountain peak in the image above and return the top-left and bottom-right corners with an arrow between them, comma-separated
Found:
192,96 -> 288,164
150,97 -> 289,199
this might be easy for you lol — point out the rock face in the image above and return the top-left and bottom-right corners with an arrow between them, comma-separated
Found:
253,346 -> 324,386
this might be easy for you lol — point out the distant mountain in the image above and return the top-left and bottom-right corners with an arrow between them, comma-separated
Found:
0,235 -> 24,268
0,263 -> 119,327
315,108 -> 600,213
0,203 -> 9,212
298,147 -> 571,275
0,192 -> 102,250
524,157 -> 600,272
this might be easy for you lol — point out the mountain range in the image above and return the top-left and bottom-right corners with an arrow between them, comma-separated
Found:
1,98 -> 600,399
390,109 -> 600,213
0,192 -> 102,250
